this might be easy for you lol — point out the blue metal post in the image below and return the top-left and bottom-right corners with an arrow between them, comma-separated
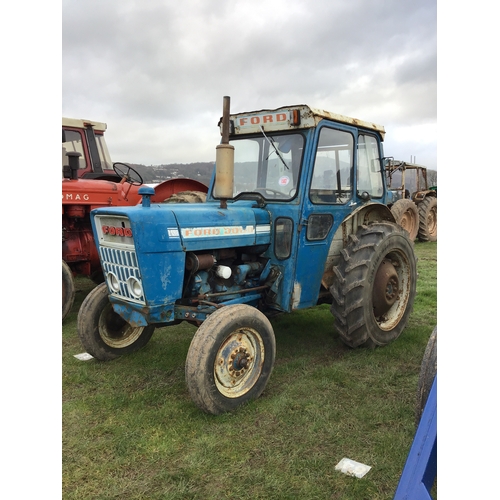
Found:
393,376 -> 437,500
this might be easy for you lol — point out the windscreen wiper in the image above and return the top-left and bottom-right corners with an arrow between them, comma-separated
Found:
260,126 -> 289,170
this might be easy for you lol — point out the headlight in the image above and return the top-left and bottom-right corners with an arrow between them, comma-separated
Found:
127,276 -> 143,299
107,272 -> 120,293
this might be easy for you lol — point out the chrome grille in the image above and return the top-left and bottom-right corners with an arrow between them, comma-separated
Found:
99,246 -> 146,304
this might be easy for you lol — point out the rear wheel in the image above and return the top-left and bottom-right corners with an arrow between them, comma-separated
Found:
418,196 -> 437,242
330,222 -> 417,348
416,326 -> 437,426
62,260 -> 75,321
163,191 -> 207,203
185,304 -> 276,415
390,199 -> 419,241
77,283 -> 155,361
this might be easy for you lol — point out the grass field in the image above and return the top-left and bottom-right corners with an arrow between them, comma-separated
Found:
62,241 -> 437,499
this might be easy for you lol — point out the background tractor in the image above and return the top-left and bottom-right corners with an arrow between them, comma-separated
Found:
77,97 -> 418,415
385,159 -> 437,242
62,117 -> 207,320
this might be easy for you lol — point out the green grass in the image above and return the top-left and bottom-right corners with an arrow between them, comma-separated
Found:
63,242 -> 437,499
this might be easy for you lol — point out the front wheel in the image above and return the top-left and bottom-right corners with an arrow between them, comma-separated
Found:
62,260 -> 75,321
330,222 -> 417,348
185,304 -> 276,415
418,196 -> 437,242
390,199 -> 419,241
77,282 -> 155,361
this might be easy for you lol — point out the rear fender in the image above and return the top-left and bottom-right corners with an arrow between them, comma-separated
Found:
322,203 -> 395,287
149,178 -> 208,203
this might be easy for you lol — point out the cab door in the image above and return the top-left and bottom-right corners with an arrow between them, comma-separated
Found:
292,123 -> 357,309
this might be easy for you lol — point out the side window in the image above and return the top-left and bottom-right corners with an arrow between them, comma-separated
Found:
274,217 -> 293,259
95,133 -> 113,170
357,134 -> 383,198
62,129 -> 86,171
310,127 -> 353,204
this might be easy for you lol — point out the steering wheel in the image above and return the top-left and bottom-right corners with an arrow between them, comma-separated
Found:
254,188 -> 287,199
113,162 -> 143,186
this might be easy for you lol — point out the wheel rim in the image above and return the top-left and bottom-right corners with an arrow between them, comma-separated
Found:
214,327 -> 265,398
372,249 -> 412,331
98,301 -> 145,348
400,210 -> 417,236
427,206 -> 437,236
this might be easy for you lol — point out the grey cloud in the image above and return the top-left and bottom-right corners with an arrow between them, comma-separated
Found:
63,0 -> 437,168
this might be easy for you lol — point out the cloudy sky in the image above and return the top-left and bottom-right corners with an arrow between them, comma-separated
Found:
62,0 -> 437,169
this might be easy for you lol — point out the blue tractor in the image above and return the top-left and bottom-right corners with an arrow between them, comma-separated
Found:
78,97 -> 417,415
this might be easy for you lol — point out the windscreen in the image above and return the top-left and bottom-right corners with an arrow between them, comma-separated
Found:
228,132 -> 304,201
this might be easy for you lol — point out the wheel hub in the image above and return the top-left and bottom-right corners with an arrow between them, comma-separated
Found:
228,347 -> 251,377
373,259 -> 400,317
214,328 -> 264,398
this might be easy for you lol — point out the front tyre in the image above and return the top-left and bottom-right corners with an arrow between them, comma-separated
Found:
418,196 -> 437,242
330,222 -> 417,348
390,198 -> 419,241
185,304 -> 276,415
62,260 -> 75,321
77,282 -> 155,361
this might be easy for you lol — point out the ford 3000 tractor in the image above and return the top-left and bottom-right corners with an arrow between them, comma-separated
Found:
78,97 -> 417,415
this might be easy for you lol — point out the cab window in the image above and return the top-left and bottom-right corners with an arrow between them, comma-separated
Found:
62,130 -> 86,171
357,134 -> 383,198
310,127 -> 353,204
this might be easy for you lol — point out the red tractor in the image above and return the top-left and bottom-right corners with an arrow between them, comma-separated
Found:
62,117 -> 208,320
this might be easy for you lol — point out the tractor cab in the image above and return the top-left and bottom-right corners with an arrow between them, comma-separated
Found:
62,117 -> 120,181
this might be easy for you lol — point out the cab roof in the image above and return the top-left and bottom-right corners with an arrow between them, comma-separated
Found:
62,117 -> 107,132
229,104 -> 385,140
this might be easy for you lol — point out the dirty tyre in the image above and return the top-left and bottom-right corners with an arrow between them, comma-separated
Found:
416,326 -> 437,426
330,222 -> 417,348
62,260 -> 75,321
418,196 -> 437,242
390,199 -> 419,241
163,191 -> 207,203
185,304 -> 276,415
77,282 -> 155,361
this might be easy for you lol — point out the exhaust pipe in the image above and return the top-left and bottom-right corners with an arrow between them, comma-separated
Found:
214,96 -> 234,209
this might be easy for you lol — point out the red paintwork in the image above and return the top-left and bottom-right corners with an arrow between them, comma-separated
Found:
62,176 -> 208,281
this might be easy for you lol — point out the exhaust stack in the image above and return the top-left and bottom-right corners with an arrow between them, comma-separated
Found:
214,96 -> 234,209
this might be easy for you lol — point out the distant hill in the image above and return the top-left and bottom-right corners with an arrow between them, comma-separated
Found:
128,162 -> 436,193
129,162 -> 214,187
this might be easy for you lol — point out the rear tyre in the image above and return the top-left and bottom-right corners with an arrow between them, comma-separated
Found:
77,282 -> 155,361
185,304 -> 276,415
416,326 -> 437,426
418,196 -> 437,242
330,222 -> 417,348
62,260 -> 75,321
390,199 -> 419,241
163,191 -> 207,203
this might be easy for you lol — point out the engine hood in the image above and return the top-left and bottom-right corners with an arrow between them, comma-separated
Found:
92,200 -> 271,253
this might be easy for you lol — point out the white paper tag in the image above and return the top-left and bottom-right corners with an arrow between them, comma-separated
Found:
74,352 -> 94,361
335,457 -> 372,478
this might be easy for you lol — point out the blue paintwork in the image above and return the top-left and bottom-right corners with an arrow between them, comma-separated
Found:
393,376 -> 437,500
90,113 -> 393,327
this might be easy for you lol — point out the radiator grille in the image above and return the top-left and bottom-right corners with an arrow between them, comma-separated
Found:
99,246 -> 146,304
